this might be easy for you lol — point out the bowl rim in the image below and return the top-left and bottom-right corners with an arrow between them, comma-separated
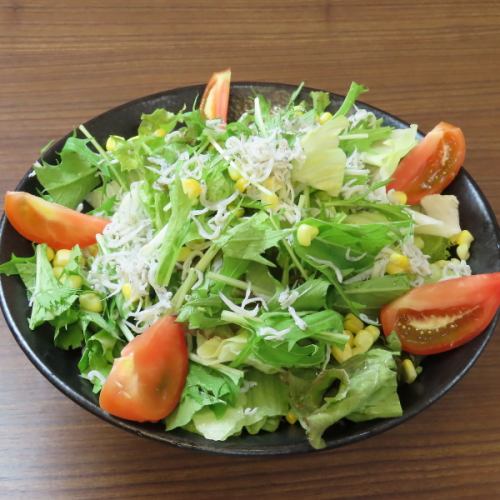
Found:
1,81 -> 499,455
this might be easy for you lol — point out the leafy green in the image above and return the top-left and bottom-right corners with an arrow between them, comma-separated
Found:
362,125 -> 418,179
289,348 -> 401,449
35,137 -> 101,209
138,108 -> 179,136
292,117 -> 348,196
0,253 -> 36,294
420,235 -> 451,262
156,176 -> 192,285
329,275 -> 412,314
216,212 -> 284,266
311,91 -> 330,115
29,245 -> 78,329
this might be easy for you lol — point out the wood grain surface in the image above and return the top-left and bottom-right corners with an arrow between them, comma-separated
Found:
1,1 -> 499,498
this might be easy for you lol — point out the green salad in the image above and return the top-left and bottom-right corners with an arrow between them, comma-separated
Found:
2,76 -> 482,449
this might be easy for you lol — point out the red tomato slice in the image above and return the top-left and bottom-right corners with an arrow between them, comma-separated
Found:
4,191 -> 108,250
99,316 -> 188,422
387,122 -> 466,205
200,68 -> 231,122
380,274 -> 500,355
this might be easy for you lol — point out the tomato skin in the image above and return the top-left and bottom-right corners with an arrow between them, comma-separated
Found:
99,316 -> 188,422
200,68 -> 231,122
4,191 -> 108,250
381,274 -> 500,355
387,122 -> 466,205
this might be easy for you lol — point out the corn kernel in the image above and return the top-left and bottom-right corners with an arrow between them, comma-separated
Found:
297,223 -> 319,247
63,274 -> 83,289
181,178 -> 202,200
389,252 -> 411,270
343,313 -> 364,334
386,263 -> 405,275
286,411 -> 298,425
53,249 -> 71,268
318,111 -> 333,125
263,176 -> 279,191
52,266 -> 64,279
344,330 -> 355,347
331,342 -> 353,364
387,190 -> 408,205
353,329 -> 375,354
402,359 -> 418,384
451,230 -> 474,246
456,243 -> 470,261
121,283 -> 133,301
86,244 -> 98,257
153,128 -> 166,138
235,178 -> 249,193
261,192 -> 280,209
413,236 -> 425,250
228,165 -> 241,181
177,246 -> 192,262
105,135 -> 123,152
79,292 -> 103,313
46,246 -> 55,262
364,325 -> 380,341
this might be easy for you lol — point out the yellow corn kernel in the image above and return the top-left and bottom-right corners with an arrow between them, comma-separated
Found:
402,359 -> 418,384
121,283 -> 133,301
413,236 -> 425,250
286,411 -> 298,425
261,192 -> 280,209
389,252 -> 411,270
177,246 -> 192,262
86,244 -> 99,257
451,230 -> 474,246
153,128 -> 166,138
353,329 -> 375,354
228,165 -> 241,181
456,243 -> 470,261
45,246 -> 55,262
181,178 -> 202,200
263,176 -> 279,191
52,266 -> 64,279
297,224 -> 319,247
63,274 -> 83,289
386,262 -> 405,275
344,330 -> 355,347
79,292 -> 103,313
331,342 -> 353,364
364,325 -> 380,341
318,111 -> 333,125
388,190 -> 408,205
235,178 -> 249,193
53,249 -> 71,268
105,135 -> 123,152
343,313 -> 364,334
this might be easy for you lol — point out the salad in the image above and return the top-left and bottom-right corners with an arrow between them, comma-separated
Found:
1,70 -> 499,449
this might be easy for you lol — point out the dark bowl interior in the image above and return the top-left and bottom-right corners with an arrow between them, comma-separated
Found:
1,83 -> 499,455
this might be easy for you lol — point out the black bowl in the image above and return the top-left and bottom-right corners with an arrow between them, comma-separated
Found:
1,83 -> 499,455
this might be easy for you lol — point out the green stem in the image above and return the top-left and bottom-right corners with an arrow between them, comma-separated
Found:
206,271 -> 268,297
172,244 -> 220,311
78,124 -> 128,190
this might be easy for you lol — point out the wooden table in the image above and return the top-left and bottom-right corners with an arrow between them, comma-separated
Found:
1,1 -> 499,498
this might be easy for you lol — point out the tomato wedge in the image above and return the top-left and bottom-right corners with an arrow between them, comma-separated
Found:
387,122 -> 466,205
99,316 -> 188,422
200,68 -> 231,122
4,191 -> 108,250
381,274 -> 500,355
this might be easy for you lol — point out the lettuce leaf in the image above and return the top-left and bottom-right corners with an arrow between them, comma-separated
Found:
34,137 -> 101,209
288,348 -> 402,449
